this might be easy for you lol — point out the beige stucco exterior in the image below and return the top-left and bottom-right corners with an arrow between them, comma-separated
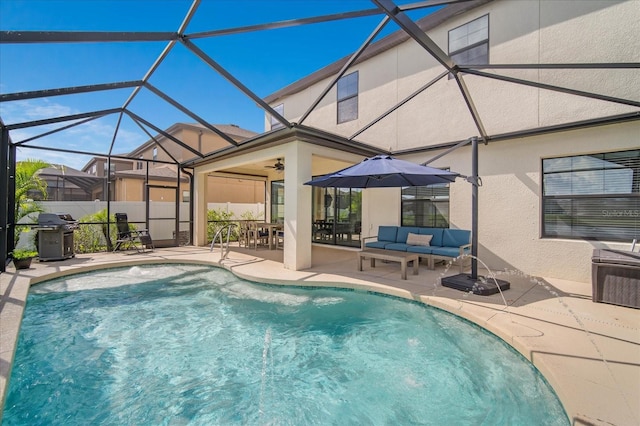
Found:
377,121 -> 638,283
132,124 -> 237,165
195,119 -> 635,282
83,123 -> 264,204
190,1 -> 640,283
194,140 -> 364,270
225,0 -> 639,283
266,0 -> 639,151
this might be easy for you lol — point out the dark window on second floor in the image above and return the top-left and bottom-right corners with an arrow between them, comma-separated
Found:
337,71 -> 358,123
270,103 -> 285,130
449,14 -> 489,77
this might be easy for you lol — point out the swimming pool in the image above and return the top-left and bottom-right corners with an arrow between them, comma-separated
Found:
3,264 -> 568,425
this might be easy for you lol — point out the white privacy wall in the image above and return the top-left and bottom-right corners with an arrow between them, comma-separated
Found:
34,202 -> 264,241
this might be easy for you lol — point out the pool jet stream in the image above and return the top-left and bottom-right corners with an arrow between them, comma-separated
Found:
438,254 -> 512,322
438,255 -> 634,422
440,253 -> 511,296
259,326 -> 273,419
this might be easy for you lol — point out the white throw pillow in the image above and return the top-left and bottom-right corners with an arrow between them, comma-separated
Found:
406,233 -> 432,246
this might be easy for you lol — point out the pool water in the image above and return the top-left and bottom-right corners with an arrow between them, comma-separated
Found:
3,264 -> 568,425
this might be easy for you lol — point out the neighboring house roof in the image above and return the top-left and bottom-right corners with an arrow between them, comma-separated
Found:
115,166 -> 189,182
81,156 -> 133,173
81,123 -> 257,172
184,123 -> 258,140
128,122 -> 258,157
185,123 -> 385,168
37,165 -> 104,191
264,0 -> 491,104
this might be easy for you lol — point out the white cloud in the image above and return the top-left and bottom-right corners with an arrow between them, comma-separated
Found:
1,99 -> 74,124
13,144 -> 91,170
2,98 -> 147,169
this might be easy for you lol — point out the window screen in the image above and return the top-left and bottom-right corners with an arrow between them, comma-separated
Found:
542,149 -> 640,241
270,103 -> 284,130
449,15 -> 489,72
337,71 -> 358,123
401,184 -> 450,227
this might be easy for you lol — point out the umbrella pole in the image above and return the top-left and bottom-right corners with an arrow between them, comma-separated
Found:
471,137 -> 479,279
442,137 -> 510,295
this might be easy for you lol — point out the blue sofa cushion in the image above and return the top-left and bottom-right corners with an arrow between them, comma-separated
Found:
419,228 -> 444,247
406,245 -> 434,255
431,246 -> 465,257
443,229 -> 471,248
396,227 -> 421,243
378,226 -> 398,242
365,241 -> 390,249
384,243 -> 411,252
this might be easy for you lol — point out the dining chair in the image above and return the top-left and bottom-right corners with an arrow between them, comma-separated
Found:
275,230 -> 284,250
248,222 -> 269,249
238,221 -> 250,247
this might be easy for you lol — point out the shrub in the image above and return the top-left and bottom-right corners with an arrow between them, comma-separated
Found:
74,210 -> 119,253
207,208 -> 237,243
11,248 -> 38,260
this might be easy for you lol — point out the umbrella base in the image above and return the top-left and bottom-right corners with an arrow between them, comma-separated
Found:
441,273 -> 510,296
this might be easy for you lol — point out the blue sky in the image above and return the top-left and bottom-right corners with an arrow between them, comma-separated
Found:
0,0 -> 434,169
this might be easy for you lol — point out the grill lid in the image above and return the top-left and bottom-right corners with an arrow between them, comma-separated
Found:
37,213 -> 78,230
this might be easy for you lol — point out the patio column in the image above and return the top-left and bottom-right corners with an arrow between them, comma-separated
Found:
283,142 -> 312,270
193,170 -> 208,246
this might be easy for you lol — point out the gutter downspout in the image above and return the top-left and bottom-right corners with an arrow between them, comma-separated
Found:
181,167 -> 194,246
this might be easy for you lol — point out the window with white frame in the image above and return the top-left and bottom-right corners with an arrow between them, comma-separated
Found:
270,103 -> 284,130
542,149 -> 640,241
136,157 -> 143,170
103,163 -> 116,178
152,147 -> 158,162
337,71 -> 358,123
448,15 -> 489,67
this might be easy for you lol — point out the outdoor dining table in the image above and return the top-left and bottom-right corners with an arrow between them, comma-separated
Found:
255,222 -> 283,250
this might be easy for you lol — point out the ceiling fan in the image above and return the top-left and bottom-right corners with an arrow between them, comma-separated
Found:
265,158 -> 284,172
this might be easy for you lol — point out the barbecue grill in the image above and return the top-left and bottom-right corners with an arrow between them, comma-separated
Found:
36,213 -> 79,261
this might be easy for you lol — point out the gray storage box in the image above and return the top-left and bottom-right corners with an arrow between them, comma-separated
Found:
592,249 -> 640,309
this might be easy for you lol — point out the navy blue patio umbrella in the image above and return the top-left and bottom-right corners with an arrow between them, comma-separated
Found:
304,150 -> 509,295
303,154 -> 459,188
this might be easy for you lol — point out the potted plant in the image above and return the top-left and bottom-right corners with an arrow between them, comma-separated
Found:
11,248 -> 38,270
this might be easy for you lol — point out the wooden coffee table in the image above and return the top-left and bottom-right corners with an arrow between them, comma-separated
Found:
357,249 -> 419,280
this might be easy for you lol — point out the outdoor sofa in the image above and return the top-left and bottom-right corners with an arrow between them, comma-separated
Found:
362,226 -> 471,272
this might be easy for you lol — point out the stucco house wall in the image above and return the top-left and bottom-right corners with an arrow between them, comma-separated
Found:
417,121 -> 637,283
268,1 -> 638,149
260,0 -> 639,282
82,123 -> 263,204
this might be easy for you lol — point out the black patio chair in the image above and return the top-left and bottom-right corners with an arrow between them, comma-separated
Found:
113,213 -> 154,253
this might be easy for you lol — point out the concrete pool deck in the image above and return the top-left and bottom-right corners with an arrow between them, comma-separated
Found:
1,245 -> 638,425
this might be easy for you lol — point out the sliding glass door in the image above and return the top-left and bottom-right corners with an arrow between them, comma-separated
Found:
271,180 -> 284,223
311,187 -> 362,248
